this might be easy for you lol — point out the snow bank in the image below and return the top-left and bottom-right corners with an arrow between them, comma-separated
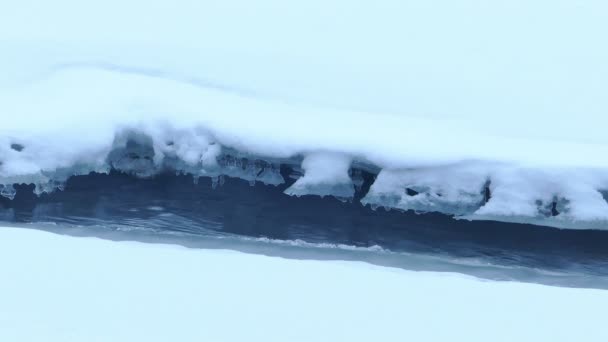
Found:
1,67 -> 608,228
1,1 -> 608,228
0,226 -> 607,342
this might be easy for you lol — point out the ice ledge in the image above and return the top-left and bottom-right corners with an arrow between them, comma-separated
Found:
2,128 -> 608,230
284,152 -> 355,201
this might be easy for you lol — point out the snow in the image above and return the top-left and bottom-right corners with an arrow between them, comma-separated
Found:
362,163 -> 489,215
285,152 -> 355,199
0,226 -> 606,342
1,1 -> 608,228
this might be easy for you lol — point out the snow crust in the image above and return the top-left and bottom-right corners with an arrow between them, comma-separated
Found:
1,1 -> 608,228
1,226 -> 607,342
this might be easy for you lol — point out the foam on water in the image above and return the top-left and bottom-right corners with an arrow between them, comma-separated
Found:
3,128 -> 608,229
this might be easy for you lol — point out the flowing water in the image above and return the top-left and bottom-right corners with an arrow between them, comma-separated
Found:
1,171 -> 607,289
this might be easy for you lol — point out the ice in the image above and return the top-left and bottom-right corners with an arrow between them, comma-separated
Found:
3,114 -> 608,228
108,133 -> 157,178
469,168 -> 608,229
0,184 -> 16,200
1,1 -> 608,228
33,180 -> 66,196
360,165 -> 608,229
213,156 -> 284,187
284,152 -> 354,200
362,163 -> 490,215
254,164 -> 285,186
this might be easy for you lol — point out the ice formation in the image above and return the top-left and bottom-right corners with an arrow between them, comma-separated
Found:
1,1 -> 608,229
284,152 -> 354,200
362,164 -> 490,216
2,114 -> 608,229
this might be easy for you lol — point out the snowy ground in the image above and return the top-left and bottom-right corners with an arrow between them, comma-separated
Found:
0,226 -> 606,342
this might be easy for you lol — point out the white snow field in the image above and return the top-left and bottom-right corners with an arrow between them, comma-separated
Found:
0,226 -> 606,342
1,1 -> 608,228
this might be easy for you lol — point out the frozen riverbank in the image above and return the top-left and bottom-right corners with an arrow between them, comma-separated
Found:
1,226 -> 607,341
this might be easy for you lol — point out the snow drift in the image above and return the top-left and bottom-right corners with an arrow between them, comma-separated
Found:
1,1 -> 608,229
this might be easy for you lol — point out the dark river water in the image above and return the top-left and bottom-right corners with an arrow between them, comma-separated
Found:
1,171 -> 607,289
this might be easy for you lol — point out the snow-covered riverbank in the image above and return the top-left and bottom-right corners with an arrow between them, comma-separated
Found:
0,226 -> 606,341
